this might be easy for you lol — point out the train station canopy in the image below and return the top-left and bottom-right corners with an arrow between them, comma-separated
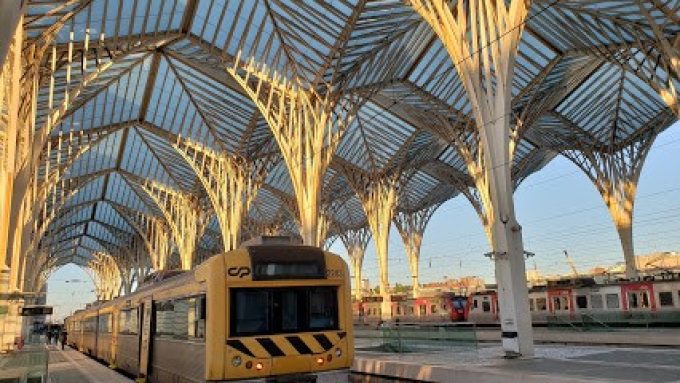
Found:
7,0 -> 679,271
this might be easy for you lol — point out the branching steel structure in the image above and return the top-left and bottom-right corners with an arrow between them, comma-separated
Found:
0,0 -> 678,356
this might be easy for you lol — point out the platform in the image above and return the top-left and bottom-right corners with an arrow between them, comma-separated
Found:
4,339 -> 679,383
47,346 -> 131,383
353,340 -> 680,383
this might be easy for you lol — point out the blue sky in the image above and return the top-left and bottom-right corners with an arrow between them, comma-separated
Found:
46,121 -> 680,321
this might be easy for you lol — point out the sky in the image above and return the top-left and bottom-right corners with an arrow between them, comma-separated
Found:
46,121 -> 680,322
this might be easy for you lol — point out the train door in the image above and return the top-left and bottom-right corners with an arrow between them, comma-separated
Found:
138,298 -> 154,380
110,310 -> 118,368
622,282 -> 656,311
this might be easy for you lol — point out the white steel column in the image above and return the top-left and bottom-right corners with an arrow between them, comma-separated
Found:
562,132 -> 657,280
227,55 -> 356,247
87,252 -> 122,301
409,0 -> 534,356
393,203 -> 440,298
340,227 -> 371,301
348,174 -> 400,320
174,137 -> 272,252
142,181 -> 210,270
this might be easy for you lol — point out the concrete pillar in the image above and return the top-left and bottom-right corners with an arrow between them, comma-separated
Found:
409,0 -> 534,356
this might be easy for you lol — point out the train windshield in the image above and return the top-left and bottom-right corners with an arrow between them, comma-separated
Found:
231,287 -> 338,336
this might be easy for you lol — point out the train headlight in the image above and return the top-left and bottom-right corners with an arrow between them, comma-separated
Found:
255,362 -> 263,371
231,356 -> 242,367
335,348 -> 342,357
316,357 -> 325,365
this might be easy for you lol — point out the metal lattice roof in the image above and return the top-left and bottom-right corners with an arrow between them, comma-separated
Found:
21,0 -> 678,268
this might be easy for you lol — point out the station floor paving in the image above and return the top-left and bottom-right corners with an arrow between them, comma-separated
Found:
47,346 -> 131,383
5,337 -> 676,383
353,338 -> 680,383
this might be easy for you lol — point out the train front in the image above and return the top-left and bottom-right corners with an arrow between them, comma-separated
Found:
213,245 -> 353,382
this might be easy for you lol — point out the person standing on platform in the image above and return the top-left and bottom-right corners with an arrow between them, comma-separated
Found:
59,330 -> 68,350
46,330 -> 52,345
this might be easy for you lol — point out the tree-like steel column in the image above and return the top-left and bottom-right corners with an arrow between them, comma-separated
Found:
339,227 -> 371,301
174,137 -> 272,252
22,248 -> 57,294
227,54 -> 355,247
0,18 -> 22,291
110,203 -> 174,272
142,181 -> 209,270
409,0 -> 534,356
393,203 -> 441,298
346,173 -> 400,320
87,252 -> 122,301
561,133 -> 656,279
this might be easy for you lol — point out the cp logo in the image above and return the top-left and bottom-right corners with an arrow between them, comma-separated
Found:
227,267 -> 251,278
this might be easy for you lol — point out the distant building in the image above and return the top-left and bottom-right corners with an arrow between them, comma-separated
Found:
590,251 -> 680,276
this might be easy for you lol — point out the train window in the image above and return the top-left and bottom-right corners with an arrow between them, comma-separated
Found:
231,287 -> 338,336
309,288 -> 338,330
529,299 -> 535,311
232,290 -> 270,335
154,296 -> 206,340
659,292 -> 674,307
590,295 -> 603,309
576,296 -> 588,309
431,305 -> 437,314
187,296 -> 206,339
155,301 -> 177,337
419,305 -> 426,315
119,308 -> 139,335
482,301 -> 491,312
98,314 -> 111,333
84,318 -> 96,333
409,306 -> 414,314
536,298 -> 547,311
473,299 -> 478,309
606,293 -> 620,309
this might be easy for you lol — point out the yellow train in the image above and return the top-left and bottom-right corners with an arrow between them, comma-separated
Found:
65,243 -> 353,383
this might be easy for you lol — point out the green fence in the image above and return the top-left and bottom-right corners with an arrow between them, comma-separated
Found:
355,323 -> 477,353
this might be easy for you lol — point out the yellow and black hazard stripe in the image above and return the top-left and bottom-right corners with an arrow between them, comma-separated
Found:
227,332 -> 346,358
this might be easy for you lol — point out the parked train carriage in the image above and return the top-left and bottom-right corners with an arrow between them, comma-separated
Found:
475,278 -> 680,326
355,295 -> 453,323
466,292 -> 499,325
64,310 -> 84,348
65,244 -> 352,383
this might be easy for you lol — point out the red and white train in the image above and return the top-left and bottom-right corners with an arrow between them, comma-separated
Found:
356,275 -> 680,327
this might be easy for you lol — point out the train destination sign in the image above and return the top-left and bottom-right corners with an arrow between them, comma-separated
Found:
20,306 -> 53,316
